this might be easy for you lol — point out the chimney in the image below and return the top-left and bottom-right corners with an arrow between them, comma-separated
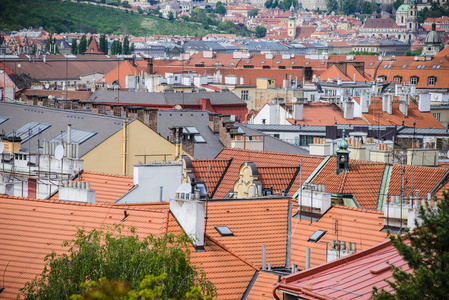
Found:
59,181 -> 96,204
91,103 -> 106,115
382,93 -> 393,115
361,93 -> 369,114
67,124 -> 72,144
111,105 -> 122,117
43,54 -> 46,63
0,176 -> 14,196
199,98 -> 213,112
170,183 -> 205,248
145,74 -> 155,92
293,101 -> 303,120
343,100 -> 354,119
147,57 -> 153,74
399,95 -> 408,117
240,76 -> 244,85
283,74 -> 289,89
418,93 -> 431,112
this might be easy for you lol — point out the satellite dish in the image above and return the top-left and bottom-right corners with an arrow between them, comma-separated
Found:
312,74 -> 317,79
55,145 -> 64,160
0,142 -> 4,154
17,63 -> 21,68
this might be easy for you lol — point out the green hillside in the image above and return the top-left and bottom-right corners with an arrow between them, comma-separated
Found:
0,0 -> 213,36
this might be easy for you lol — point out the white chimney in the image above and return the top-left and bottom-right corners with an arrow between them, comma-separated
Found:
0,177 -> 14,196
67,124 -> 72,144
343,100 -> 354,119
194,76 -> 201,87
182,75 -> 191,86
419,93 -> 431,112
170,183 -> 205,247
240,76 -> 244,85
283,74 -> 289,89
361,93 -> 369,114
225,75 -> 238,85
293,102 -> 303,120
59,181 -> 96,204
43,55 -> 46,63
399,95 -> 408,117
145,74 -> 155,92
382,93 -> 393,115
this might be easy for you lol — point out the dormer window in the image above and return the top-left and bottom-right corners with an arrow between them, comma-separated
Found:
393,76 -> 402,83
428,76 -> 436,86
410,76 -> 419,85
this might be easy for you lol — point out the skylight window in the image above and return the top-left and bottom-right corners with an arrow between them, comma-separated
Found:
321,62 -> 325,65
9,121 -> 51,143
0,117 -> 8,125
291,61 -> 295,65
417,65 -> 425,69
229,62 -> 234,66
402,64 -> 407,69
308,230 -> 327,242
305,61 -> 310,65
215,226 -> 234,236
194,135 -> 206,143
275,61 -> 281,64
51,128 -> 97,144
369,62 -> 374,66
246,60 -> 251,64
261,61 -> 265,64
184,126 -> 199,134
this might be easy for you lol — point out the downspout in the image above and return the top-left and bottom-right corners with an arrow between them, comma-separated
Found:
122,119 -> 128,175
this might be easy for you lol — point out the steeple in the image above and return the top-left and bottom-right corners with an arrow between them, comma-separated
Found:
287,4 -> 296,39
336,128 -> 350,175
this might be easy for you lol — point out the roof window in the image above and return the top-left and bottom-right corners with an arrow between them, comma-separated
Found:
369,62 -> 374,66
51,128 -> 97,144
261,60 -> 265,64
417,65 -> 425,69
291,61 -> 295,65
402,64 -> 407,68
308,230 -> 327,242
275,61 -> 281,64
305,61 -> 310,65
215,226 -> 234,236
10,121 -> 51,143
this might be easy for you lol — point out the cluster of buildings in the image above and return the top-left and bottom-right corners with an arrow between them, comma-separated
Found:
1,2 -> 449,298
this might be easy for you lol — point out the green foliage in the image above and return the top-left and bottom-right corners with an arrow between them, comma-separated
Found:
71,274 -> 213,300
168,11 -> 175,21
78,35 -> 87,54
45,33 -> 59,54
393,0 -> 403,11
20,225 -> 216,300
255,25 -> 267,38
404,48 -> 422,56
123,36 -> 130,55
87,36 -> 93,48
215,2 -> 226,15
361,1 -> 379,14
71,38 -> 78,55
348,50 -> 379,55
265,0 -> 298,10
249,8 -> 259,17
99,34 -> 108,54
418,3 -> 449,23
111,40 -> 122,55
372,192 -> 449,299
325,0 -> 338,12
339,0 -> 358,15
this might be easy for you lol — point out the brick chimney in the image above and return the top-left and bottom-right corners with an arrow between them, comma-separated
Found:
199,98 -> 214,112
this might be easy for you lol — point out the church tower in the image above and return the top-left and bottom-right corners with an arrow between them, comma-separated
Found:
287,4 -> 296,40
336,128 -> 350,175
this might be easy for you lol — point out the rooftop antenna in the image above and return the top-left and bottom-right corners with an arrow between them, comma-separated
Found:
205,164 -> 211,237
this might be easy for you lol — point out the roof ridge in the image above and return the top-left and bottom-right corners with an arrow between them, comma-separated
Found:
83,171 -> 133,179
205,233 -> 258,271
333,204 -> 383,214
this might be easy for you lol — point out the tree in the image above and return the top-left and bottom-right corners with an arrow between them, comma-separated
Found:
361,1 -> 378,14
71,274 -> 213,300
393,0 -> 403,11
168,11 -> 175,21
255,25 -> 267,38
99,34 -> 107,54
249,8 -> 258,17
71,38 -> 78,55
340,0 -> 358,15
123,36 -> 130,55
78,35 -> 87,55
20,225 -> 216,300
87,36 -> 93,48
372,192 -> 449,299
325,0 -> 338,12
215,2 -> 226,15
130,42 -> 135,54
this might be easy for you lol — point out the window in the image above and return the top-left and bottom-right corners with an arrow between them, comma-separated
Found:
410,76 -> 419,85
433,112 -> 441,121
428,76 -> 436,86
275,61 -> 281,64
263,65 -> 271,69
402,64 -> 407,69
393,76 -> 402,83
215,226 -> 234,236
308,230 -> 327,243
241,90 -> 249,101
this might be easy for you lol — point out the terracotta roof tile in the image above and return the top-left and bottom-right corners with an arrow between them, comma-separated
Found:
387,165 -> 448,200
97,60 -> 137,87
290,103 -> 367,126
258,166 -> 300,195
212,148 -> 325,199
206,199 -> 289,268
191,159 -> 232,198
80,172 -> 134,204
290,205 -> 387,270
311,158 -> 386,210
246,271 -> 282,300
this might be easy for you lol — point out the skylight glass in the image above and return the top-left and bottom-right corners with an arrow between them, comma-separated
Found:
215,226 -> 234,236
402,65 -> 407,69
0,117 -> 8,125
184,126 -> 199,134
261,61 -> 265,64
194,135 -> 206,143
51,128 -> 97,144
275,61 -> 281,64
9,121 -> 51,143
308,230 -> 327,242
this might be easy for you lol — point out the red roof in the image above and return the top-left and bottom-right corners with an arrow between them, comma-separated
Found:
278,239 -> 408,299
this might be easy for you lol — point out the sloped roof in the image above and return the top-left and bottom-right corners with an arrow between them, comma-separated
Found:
318,65 -> 351,81
290,205 -> 387,270
206,199 -> 289,268
434,45 -> 449,57
24,89 -> 91,101
363,18 -> 398,29
279,239 -> 407,299
97,60 -> 136,87
246,271 -> 282,300
80,172 -> 134,204
311,159 -> 386,210
213,148 -> 325,199
191,159 -> 232,198
287,103 -> 366,126
85,38 -> 104,55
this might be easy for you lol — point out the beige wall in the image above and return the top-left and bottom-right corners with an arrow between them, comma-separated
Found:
82,120 -> 187,176
254,88 -> 304,111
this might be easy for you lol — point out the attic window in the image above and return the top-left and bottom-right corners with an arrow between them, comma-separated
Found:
321,62 -> 325,65
246,60 -> 251,64
308,230 -> 327,242
402,64 -> 407,69
261,61 -> 265,64
417,65 -> 425,69
370,62 -> 374,66
215,226 -> 234,236
229,62 -> 234,66
291,61 -> 295,65
305,61 -> 310,65
10,121 -> 51,143
275,61 -> 281,64
383,64 -> 391,69
433,65 -> 441,69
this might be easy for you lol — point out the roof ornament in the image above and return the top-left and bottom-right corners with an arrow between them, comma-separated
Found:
336,126 -> 350,175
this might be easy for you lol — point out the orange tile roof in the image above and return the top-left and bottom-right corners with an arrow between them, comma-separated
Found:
246,271 -> 282,300
311,158 -> 386,210
0,195 -> 170,300
191,159 -> 232,198
318,65 -> 351,81
213,148 -> 325,199
258,166 -> 300,195
289,103 -> 367,126
290,205 -> 388,270
206,199 -> 289,268
387,164 -> 448,200
98,60 -> 137,87
78,172 -> 134,205
360,97 -> 444,129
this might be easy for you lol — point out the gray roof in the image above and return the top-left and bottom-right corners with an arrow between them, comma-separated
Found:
183,41 -> 227,51
246,124 -> 326,133
239,41 -> 287,51
0,102 -> 128,157
157,110 -> 224,159
237,124 -> 309,155
89,90 -> 245,106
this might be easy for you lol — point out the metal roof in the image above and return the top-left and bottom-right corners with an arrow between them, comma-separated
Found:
50,128 -> 97,145
8,121 -> 51,143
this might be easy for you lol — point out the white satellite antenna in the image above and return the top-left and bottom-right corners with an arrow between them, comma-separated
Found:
55,144 -> 64,160
0,141 -> 4,154
45,83 -> 49,89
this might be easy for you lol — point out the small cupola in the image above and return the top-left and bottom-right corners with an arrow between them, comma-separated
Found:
336,128 -> 350,175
